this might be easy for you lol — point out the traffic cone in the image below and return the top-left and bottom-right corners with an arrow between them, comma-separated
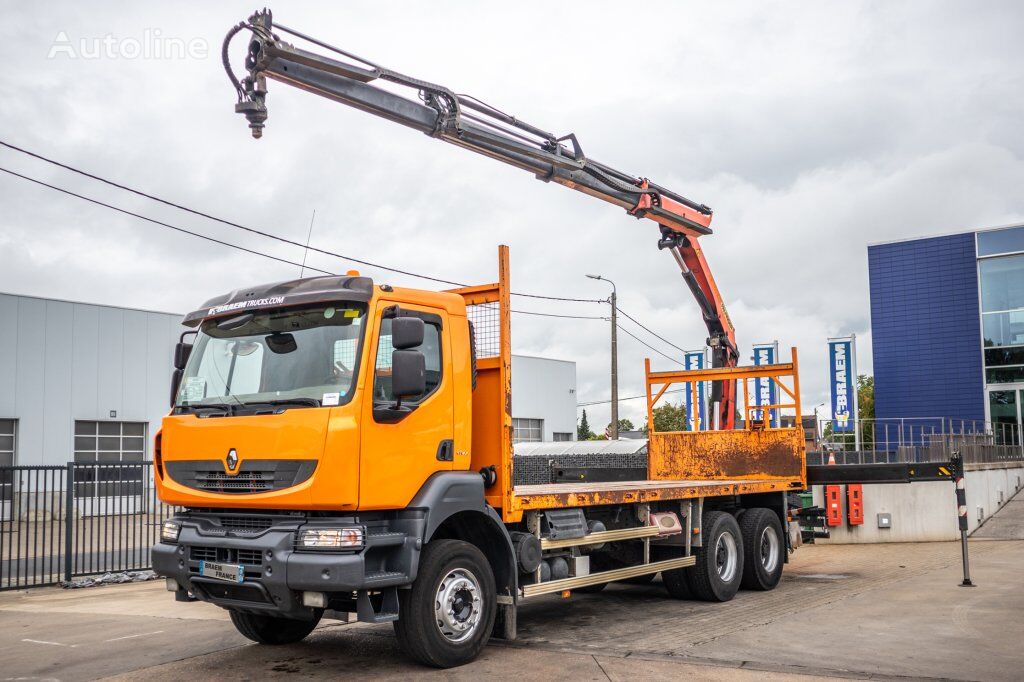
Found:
827,449 -> 837,466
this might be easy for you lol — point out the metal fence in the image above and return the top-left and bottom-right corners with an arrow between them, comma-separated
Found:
0,462 -> 174,591
810,418 -> 1024,466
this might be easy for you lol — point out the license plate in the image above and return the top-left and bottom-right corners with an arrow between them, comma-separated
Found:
199,560 -> 245,584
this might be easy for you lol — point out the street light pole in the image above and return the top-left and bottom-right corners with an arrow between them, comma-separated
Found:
587,274 -> 618,439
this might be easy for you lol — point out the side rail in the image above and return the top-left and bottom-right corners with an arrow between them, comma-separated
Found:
644,347 -> 806,487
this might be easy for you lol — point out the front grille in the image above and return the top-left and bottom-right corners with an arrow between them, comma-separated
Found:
219,516 -> 274,532
190,546 -> 263,566
194,471 -> 275,494
191,546 -> 218,562
165,459 -> 317,495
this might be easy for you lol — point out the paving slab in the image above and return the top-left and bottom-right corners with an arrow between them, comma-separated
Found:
972,495 -> 1024,540
0,538 -> 1021,680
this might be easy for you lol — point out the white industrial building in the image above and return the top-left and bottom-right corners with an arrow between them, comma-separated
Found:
0,293 -> 577,467
510,354 -> 578,443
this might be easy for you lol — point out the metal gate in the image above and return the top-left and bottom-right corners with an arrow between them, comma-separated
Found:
0,462 -> 174,590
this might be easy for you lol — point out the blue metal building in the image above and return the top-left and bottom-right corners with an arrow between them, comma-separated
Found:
868,224 -> 1024,442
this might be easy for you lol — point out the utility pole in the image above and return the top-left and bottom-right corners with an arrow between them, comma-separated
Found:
587,274 -> 618,439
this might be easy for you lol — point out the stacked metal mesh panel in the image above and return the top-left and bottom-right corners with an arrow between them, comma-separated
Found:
512,440 -> 649,486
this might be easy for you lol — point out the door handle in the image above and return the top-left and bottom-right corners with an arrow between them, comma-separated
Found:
436,439 -> 454,462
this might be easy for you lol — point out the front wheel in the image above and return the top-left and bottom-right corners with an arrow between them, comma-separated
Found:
229,609 -> 321,645
688,511 -> 744,602
394,539 -> 496,668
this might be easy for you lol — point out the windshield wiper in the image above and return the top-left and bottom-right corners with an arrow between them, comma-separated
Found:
241,397 -> 322,412
176,403 -> 236,416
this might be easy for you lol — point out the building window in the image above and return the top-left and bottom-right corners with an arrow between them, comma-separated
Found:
0,419 -> 15,496
73,421 -> 147,463
0,419 -> 14,468
513,418 -> 543,443
978,225 -> 1024,258
980,253 -> 1024,383
552,432 -> 572,442
73,421 -> 147,500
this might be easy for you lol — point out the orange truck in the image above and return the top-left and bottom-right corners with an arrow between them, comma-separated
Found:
151,11 -> 807,668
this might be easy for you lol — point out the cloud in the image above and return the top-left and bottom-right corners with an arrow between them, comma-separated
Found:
1,1 -> 1022,432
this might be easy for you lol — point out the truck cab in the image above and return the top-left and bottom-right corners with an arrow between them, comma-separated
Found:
153,271 -> 516,667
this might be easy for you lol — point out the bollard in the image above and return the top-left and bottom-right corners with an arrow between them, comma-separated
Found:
949,452 -> 974,587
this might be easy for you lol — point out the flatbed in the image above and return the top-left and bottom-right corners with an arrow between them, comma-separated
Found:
513,479 -> 795,510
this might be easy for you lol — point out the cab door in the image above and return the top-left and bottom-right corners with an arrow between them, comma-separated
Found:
358,303 -> 455,509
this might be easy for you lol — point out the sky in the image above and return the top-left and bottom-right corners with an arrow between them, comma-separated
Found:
1,1 -> 1023,430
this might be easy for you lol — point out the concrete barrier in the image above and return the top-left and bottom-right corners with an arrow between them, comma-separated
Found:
812,462 -> 1024,543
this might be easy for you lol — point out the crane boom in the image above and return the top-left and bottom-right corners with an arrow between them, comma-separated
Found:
224,10 -> 739,429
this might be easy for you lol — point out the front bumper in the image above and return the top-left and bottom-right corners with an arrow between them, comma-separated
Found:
152,511 -> 423,620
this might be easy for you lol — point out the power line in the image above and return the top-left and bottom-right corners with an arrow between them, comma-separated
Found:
0,139 -> 605,303
2,142 -> 695,361
616,324 -> 684,366
0,165 -> 615,325
0,166 -> 333,275
577,387 -> 686,407
512,309 -> 607,320
616,306 -> 689,355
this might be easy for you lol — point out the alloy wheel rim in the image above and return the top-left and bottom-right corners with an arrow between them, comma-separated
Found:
760,525 -> 780,572
715,531 -> 738,582
433,568 -> 483,643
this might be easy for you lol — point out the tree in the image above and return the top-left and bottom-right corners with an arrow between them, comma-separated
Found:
651,402 -> 686,433
822,374 -> 874,449
857,374 -> 874,446
605,418 -> 635,436
577,409 -> 595,441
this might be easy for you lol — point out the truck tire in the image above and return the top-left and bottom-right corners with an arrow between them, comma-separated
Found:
687,511 -> 743,602
229,609 -> 321,645
394,539 -> 496,668
739,508 -> 785,591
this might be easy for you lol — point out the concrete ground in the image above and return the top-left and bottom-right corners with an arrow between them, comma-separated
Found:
1,498 -> 1022,681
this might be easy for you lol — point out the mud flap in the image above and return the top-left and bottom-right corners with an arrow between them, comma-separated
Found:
492,600 -> 517,640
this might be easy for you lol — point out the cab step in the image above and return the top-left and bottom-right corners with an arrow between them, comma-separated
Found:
356,586 -> 399,623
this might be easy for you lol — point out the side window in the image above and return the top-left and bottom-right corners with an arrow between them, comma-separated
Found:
374,316 -> 442,402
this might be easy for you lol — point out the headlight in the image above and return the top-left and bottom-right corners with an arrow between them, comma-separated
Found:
161,520 -> 181,543
296,527 -> 364,550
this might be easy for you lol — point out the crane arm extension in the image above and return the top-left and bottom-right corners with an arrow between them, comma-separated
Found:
225,10 -> 738,428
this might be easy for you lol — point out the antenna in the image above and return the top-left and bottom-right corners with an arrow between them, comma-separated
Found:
299,209 -> 316,277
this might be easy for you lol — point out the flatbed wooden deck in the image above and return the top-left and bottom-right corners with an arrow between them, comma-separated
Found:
511,477 -> 803,511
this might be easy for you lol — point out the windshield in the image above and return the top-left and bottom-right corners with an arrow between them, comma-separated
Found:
176,303 -> 367,409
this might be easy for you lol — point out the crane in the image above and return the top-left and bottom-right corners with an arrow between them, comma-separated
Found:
223,9 -> 739,430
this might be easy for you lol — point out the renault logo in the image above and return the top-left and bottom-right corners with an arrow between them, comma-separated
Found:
226,448 -> 239,471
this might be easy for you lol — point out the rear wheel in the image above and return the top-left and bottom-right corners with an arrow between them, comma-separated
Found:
229,609 -> 321,645
394,539 -> 496,668
739,508 -> 785,591
688,511 -> 743,602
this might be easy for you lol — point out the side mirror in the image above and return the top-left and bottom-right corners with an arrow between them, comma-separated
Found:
391,349 -> 426,401
173,341 -> 193,370
170,368 -> 184,408
391,317 -> 424,350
